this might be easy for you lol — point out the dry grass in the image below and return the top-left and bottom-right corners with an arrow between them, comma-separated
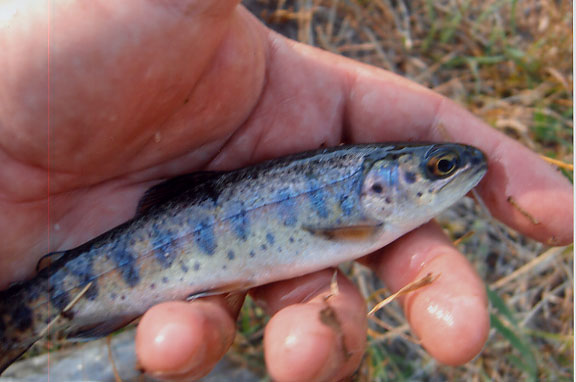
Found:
239,0 -> 573,380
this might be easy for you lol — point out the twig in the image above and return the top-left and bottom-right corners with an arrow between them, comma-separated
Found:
368,273 -> 440,316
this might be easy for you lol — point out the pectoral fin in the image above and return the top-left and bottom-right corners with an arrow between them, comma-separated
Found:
303,224 -> 382,241
186,281 -> 253,301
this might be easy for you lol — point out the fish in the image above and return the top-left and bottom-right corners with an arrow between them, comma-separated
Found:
0,142 -> 487,373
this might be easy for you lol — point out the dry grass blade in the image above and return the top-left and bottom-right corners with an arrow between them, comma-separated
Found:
507,196 -> 540,225
453,230 -> 475,246
540,155 -> 574,170
368,272 -> 440,316
106,336 -> 123,382
490,246 -> 568,289
38,282 -> 93,338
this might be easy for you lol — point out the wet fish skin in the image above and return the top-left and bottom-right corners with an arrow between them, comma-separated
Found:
0,143 -> 487,373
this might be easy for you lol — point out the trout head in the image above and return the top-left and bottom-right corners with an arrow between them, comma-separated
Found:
360,143 -> 487,225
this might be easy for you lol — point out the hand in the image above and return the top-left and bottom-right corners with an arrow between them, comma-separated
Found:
0,1 -> 571,381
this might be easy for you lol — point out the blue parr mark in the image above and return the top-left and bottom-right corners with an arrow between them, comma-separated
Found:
309,186 -> 329,219
382,165 -> 399,187
150,225 -> 176,268
225,201 -> 249,241
276,189 -> 298,226
339,194 -> 354,216
48,271 -> 70,310
111,240 -> 140,287
67,250 -> 99,300
339,175 -> 361,216
266,233 -> 275,245
194,218 -> 216,256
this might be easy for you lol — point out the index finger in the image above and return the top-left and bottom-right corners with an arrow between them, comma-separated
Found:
316,49 -> 573,245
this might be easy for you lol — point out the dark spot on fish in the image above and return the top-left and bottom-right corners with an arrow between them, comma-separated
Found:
162,277 -> 169,284
121,295 -> 126,301
150,283 -> 156,290
181,263 -> 189,273
266,233 -> 275,245
194,262 -> 201,271
289,237 -> 294,243
61,310 -> 74,320
371,183 -> 383,194
12,304 -> 33,331
261,244 -> 267,251
404,171 -> 417,184
222,265 -> 227,270
428,188 -> 434,194
110,292 -> 117,300
417,192 -> 423,198
227,250 -> 235,260
194,218 -> 217,256
249,251 -> 255,258
385,197 -> 392,204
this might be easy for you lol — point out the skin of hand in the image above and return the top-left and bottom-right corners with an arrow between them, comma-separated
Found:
0,0 -> 572,381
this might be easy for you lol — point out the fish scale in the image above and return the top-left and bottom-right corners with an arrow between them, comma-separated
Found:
0,143 -> 487,373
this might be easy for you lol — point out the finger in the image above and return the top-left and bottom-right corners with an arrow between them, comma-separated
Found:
250,269 -> 367,382
135,295 -> 239,380
361,221 -> 489,365
336,54 -> 572,245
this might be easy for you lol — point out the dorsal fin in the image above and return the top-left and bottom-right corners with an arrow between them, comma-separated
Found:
36,251 -> 67,272
136,172 -> 221,215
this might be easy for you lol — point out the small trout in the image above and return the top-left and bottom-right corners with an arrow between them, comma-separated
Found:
0,143 -> 486,373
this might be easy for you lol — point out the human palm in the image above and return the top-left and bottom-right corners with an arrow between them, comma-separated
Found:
0,1 -> 572,381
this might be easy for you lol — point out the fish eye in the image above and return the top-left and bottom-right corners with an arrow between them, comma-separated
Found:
426,152 -> 459,178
